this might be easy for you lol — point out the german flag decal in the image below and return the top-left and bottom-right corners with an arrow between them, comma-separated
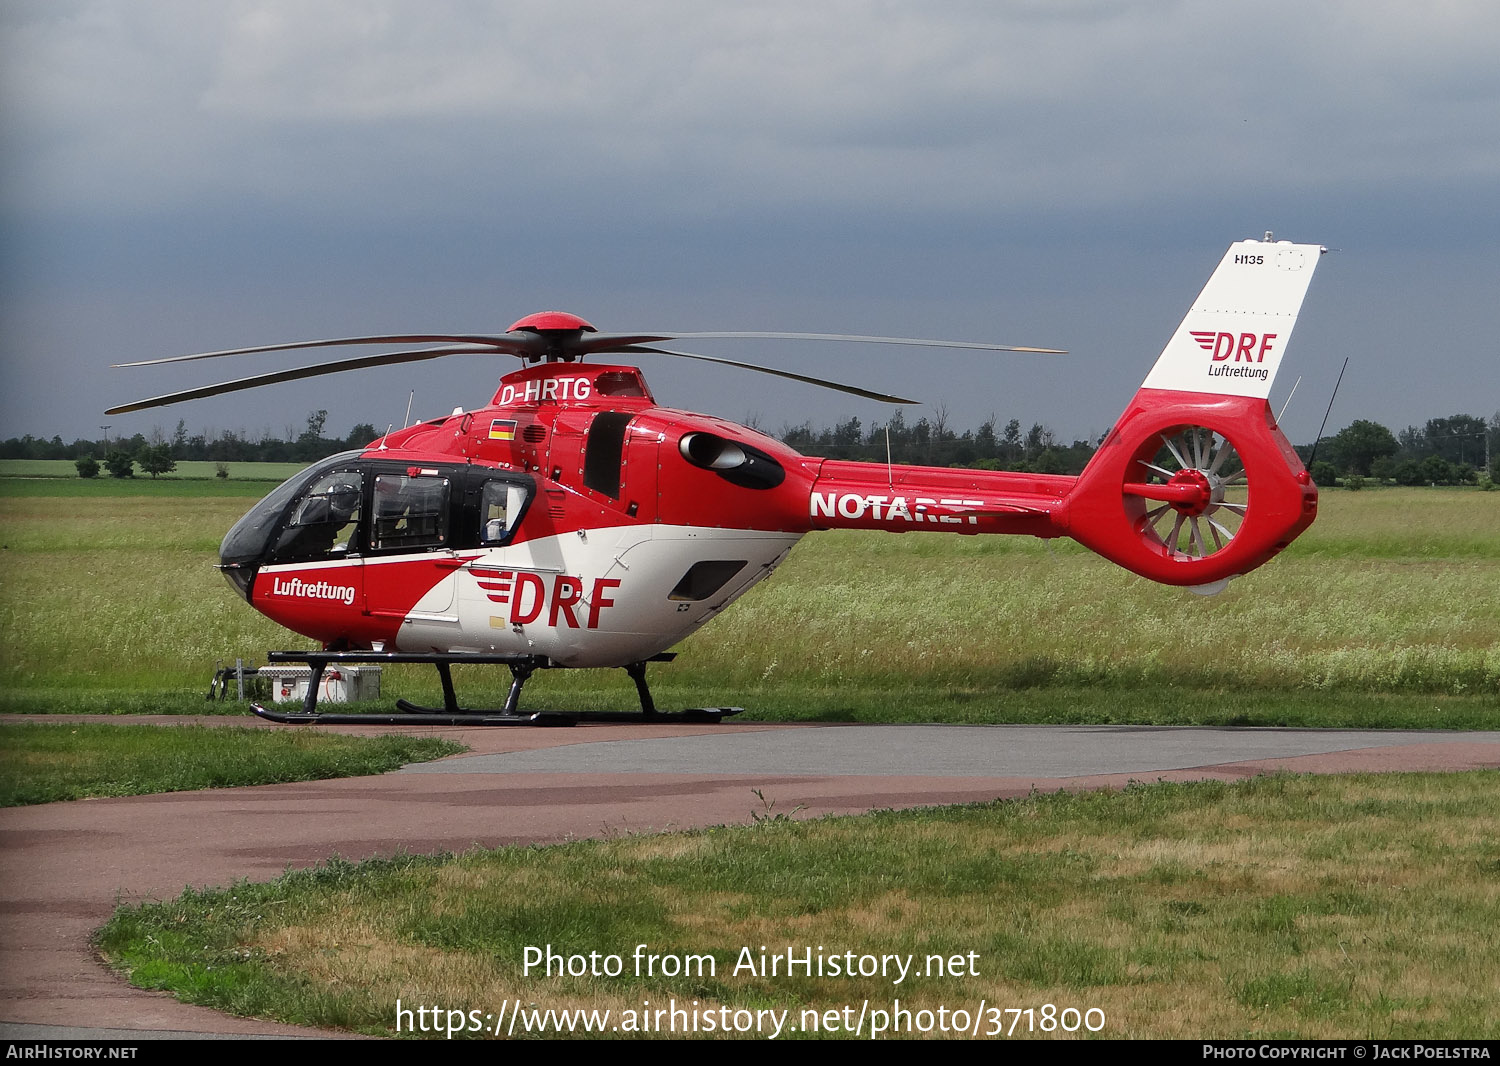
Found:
488,419 -> 517,441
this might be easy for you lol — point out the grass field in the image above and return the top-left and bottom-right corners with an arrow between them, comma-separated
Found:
0,722 -> 463,806
1,477 -> 1494,724
97,772 -> 1500,1039
2,475 -> 1489,1040
0,459 -> 309,482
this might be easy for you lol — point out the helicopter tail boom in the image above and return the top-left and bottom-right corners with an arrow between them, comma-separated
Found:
806,460 -> 1065,537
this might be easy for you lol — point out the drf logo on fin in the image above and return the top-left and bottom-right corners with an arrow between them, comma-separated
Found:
1190,332 -> 1278,362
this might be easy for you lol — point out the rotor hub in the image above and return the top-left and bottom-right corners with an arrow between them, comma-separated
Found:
507,311 -> 597,334
1167,468 -> 1213,516
505,311 -> 598,363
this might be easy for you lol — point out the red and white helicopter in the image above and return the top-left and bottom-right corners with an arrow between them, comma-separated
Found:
110,235 -> 1325,724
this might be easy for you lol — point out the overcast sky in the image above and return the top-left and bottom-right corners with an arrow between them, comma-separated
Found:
3,1 -> 1497,448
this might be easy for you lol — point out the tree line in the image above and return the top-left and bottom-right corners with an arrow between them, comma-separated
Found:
779,408 -> 1100,475
1306,414 -> 1497,487
2,411 -> 380,479
3,408 -> 1496,485
782,409 -> 1500,485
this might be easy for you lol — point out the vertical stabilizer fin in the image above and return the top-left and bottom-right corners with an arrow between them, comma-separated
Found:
1140,236 -> 1326,399
1065,236 -> 1326,588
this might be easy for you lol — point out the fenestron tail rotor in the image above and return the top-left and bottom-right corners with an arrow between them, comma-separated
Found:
107,310 -> 1064,414
1123,425 -> 1250,562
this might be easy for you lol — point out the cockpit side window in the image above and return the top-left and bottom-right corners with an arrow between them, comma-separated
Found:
480,480 -> 530,546
371,474 -> 450,551
272,470 -> 365,561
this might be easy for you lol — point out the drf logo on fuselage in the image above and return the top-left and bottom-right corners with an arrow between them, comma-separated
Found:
472,569 -> 620,629
1190,331 -> 1278,362
497,377 -> 593,405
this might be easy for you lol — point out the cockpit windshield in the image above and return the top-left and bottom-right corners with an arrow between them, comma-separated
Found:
217,453 -> 534,602
274,470 -> 365,560
220,454 -> 358,565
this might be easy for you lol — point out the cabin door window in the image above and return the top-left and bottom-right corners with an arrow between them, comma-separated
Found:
371,475 -> 451,551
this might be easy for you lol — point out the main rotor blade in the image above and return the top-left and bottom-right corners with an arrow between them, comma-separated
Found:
576,333 -> 677,355
112,333 -> 539,368
113,328 -> 1063,369
105,346 -> 499,414
664,331 -> 1066,354
618,345 -> 921,405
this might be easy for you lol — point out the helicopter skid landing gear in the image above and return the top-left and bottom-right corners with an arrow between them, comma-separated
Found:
248,650 -> 742,726
567,657 -> 743,724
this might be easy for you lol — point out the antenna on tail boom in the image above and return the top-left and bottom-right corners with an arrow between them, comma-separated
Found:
1306,358 -> 1349,469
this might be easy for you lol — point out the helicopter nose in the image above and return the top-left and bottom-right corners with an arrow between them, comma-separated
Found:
219,561 -> 255,602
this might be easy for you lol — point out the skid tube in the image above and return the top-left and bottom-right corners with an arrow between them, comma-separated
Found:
248,650 -> 742,726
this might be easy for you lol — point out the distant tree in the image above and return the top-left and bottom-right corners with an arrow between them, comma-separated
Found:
1423,414 -> 1488,466
831,416 -> 862,448
884,409 -> 909,446
1420,455 -> 1456,485
215,462 -> 230,479
975,417 -> 998,460
138,443 -> 176,478
1024,422 -> 1051,458
74,455 -> 99,478
1310,460 -> 1339,487
299,409 -> 328,444
1393,458 -> 1424,486
1000,419 -> 1022,462
341,424 -> 370,449
1329,419 -> 1398,475
211,429 -> 251,463
1306,437 -> 1336,467
104,450 -> 135,478
1369,456 -> 1398,483
290,409 -> 336,461
1397,424 -> 1426,458
780,423 -> 814,451
1033,448 -> 1068,475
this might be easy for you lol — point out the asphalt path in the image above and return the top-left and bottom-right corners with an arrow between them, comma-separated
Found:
2,715 -> 1498,1039
399,723 -> 1500,777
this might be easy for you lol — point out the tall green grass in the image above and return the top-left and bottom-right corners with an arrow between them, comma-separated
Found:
0,722 -> 463,806
1,482 -> 1495,716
